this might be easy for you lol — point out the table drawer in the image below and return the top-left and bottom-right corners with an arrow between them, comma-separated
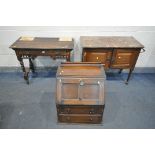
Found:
58,114 -> 103,123
17,50 -> 67,56
57,105 -> 104,114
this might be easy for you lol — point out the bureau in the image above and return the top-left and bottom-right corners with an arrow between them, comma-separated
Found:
81,36 -> 145,84
10,37 -> 74,84
56,62 -> 106,123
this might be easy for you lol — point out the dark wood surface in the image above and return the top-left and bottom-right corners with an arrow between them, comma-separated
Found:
10,37 -> 74,84
80,36 -> 144,48
57,62 -> 106,78
10,37 -> 74,50
57,105 -> 104,114
58,114 -> 103,123
56,62 -> 105,123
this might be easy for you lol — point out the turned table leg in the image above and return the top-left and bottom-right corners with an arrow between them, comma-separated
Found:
17,56 -> 29,84
29,57 -> 35,73
118,69 -> 123,74
125,69 -> 133,84
24,71 -> 29,84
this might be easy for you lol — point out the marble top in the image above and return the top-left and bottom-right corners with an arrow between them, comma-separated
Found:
80,36 -> 144,48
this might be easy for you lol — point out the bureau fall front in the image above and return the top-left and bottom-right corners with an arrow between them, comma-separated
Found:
56,62 -> 105,123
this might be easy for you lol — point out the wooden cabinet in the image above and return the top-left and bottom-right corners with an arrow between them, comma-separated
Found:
56,62 -> 106,123
81,36 -> 144,84
110,49 -> 140,69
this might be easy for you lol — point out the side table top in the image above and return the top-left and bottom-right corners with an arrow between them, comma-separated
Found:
10,37 -> 74,50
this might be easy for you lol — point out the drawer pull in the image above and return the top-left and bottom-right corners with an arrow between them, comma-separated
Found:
96,57 -> 99,60
118,56 -> 121,59
79,80 -> 84,86
89,111 -> 94,114
42,51 -> 45,54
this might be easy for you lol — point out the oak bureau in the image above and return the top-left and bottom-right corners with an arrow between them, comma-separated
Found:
81,36 -> 145,84
56,62 -> 106,123
10,37 -> 74,84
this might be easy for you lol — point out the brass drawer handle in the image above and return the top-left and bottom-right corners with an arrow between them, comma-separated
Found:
79,80 -> 84,86
89,108 -> 95,114
42,51 -> 45,54
118,56 -> 121,59
89,111 -> 94,114
96,57 -> 99,60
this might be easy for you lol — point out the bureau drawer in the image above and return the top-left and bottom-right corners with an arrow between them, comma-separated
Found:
57,105 -> 104,114
58,114 -> 103,123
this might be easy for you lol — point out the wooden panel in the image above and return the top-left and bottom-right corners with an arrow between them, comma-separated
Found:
111,48 -> 140,69
83,48 -> 112,69
58,114 -> 103,123
57,105 -> 104,114
62,83 -> 78,99
57,78 -> 104,105
57,63 -> 106,78
82,84 -> 99,99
